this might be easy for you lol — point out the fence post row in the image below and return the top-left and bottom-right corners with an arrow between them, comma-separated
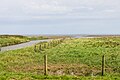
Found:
34,39 -> 63,52
35,39 -> 110,76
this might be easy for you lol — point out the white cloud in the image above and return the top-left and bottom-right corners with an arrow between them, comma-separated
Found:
0,0 -> 120,19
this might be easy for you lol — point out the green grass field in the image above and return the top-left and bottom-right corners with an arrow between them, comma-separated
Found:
0,35 -> 30,47
0,37 -> 119,80
0,35 -> 50,47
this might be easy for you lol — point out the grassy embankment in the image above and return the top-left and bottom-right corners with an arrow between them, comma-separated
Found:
0,35 -> 50,47
0,37 -> 119,79
0,35 -> 30,47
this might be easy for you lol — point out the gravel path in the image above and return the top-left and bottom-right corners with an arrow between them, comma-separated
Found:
1,39 -> 51,52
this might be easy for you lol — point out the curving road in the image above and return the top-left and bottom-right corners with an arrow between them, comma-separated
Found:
0,36 -> 94,52
1,39 -> 51,52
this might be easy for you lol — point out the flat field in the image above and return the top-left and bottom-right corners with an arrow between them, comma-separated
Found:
0,36 -> 120,80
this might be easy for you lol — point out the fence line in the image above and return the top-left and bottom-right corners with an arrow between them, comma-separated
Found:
33,38 -> 119,76
34,39 -> 64,52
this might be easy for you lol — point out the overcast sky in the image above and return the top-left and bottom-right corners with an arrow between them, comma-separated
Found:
0,0 -> 120,35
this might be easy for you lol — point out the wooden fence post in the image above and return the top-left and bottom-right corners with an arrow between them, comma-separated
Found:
53,41 -> 55,47
34,45 -> 37,52
39,44 -> 42,52
48,42 -> 51,48
44,54 -> 47,75
0,46 -> 1,51
44,43 -> 46,49
51,41 -> 53,47
48,42 -> 50,48
0,44 -> 1,51
102,55 -> 105,76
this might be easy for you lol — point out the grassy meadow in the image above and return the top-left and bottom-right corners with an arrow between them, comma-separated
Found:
0,35 -> 50,47
0,36 -> 120,79
0,35 -> 30,47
